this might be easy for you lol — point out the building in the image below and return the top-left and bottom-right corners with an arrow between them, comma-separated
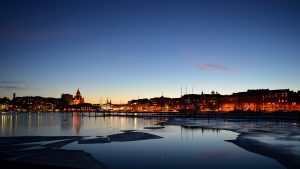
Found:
11,96 -> 61,112
126,89 -> 300,112
61,94 -> 73,105
0,97 -> 10,111
72,89 -> 85,105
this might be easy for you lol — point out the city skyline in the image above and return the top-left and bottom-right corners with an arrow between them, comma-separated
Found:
1,0 -> 300,103
2,87 -> 300,104
2,88 -> 299,113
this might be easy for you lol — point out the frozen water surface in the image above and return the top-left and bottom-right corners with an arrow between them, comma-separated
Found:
1,112 -> 298,169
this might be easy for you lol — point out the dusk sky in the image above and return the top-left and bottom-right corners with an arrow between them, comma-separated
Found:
0,0 -> 300,103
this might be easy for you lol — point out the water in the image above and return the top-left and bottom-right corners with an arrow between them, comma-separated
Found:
0,112 -> 286,169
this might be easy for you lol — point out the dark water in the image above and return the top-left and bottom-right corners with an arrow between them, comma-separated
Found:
0,112 -> 285,169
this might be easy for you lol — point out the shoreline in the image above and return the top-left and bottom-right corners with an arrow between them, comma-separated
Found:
1,111 -> 300,121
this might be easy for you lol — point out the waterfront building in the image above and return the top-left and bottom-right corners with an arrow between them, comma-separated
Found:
150,96 -> 172,112
0,97 -> 10,111
1,88 -> 300,113
126,89 -> 300,112
61,94 -> 73,105
11,96 -> 61,112
72,89 -> 85,105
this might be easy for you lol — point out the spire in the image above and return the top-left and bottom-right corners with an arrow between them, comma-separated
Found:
181,85 -> 182,97
185,85 -> 187,95
73,88 -> 84,105
76,88 -> 81,96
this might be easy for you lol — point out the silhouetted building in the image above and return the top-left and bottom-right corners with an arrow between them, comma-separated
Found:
0,97 -> 10,111
61,94 -> 73,105
232,89 -> 290,111
126,89 -> 300,112
3,89 -> 98,112
181,94 -> 201,111
2,88 -> 300,113
11,96 -> 61,112
126,96 -> 174,112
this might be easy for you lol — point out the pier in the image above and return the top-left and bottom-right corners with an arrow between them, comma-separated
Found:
76,111 -> 300,121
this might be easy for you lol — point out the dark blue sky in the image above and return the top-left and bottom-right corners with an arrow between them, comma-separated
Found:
1,0 -> 300,103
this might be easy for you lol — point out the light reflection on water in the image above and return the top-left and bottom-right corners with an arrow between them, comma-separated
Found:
0,112 -> 285,169
0,112 -> 159,136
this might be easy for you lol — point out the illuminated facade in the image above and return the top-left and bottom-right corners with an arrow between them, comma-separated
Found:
72,89 -> 85,105
1,88 -> 300,113
126,89 -> 300,112
127,96 -> 176,112
9,96 -> 61,112
218,89 -> 300,112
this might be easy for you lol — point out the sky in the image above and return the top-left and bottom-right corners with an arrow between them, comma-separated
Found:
0,0 -> 300,103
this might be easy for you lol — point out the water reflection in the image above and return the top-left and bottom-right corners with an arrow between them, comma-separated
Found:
74,113 -> 81,134
0,112 -> 290,169
0,112 -> 160,136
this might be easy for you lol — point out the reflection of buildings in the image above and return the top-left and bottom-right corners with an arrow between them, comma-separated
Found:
180,125 -> 220,142
182,125 -> 220,134
60,113 -> 81,134
73,113 -> 81,134
72,89 -> 85,105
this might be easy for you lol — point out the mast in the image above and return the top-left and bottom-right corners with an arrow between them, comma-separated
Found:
185,85 -> 187,95
181,85 -> 182,97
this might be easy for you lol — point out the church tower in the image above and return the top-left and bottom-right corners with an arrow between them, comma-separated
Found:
72,89 -> 85,105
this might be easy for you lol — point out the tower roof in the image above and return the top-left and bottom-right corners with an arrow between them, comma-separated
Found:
76,89 -> 81,96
